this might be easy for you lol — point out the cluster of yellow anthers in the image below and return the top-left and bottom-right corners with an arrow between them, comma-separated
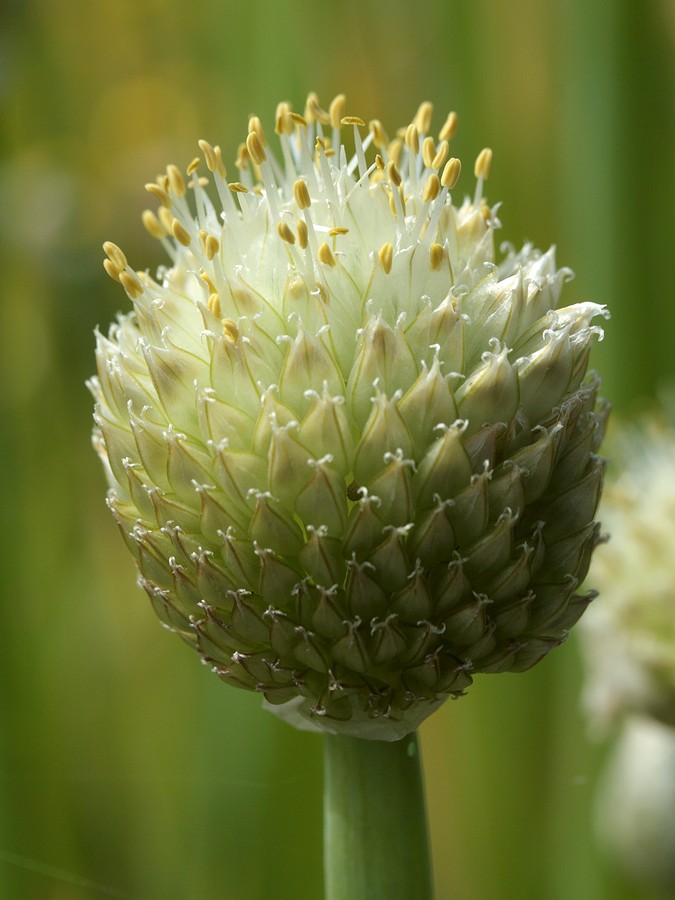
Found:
94,92 -> 607,740
103,94 -> 492,312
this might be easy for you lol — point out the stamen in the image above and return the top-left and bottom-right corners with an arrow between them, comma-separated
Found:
429,242 -> 444,271
145,182 -> 171,207
317,242 -> 336,267
422,136 -> 437,169
369,119 -> 389,150
473,147 -> 493,206
413,101 -> 433,136
277,221 -> 296,244
171,218 -> 192,247
342,116 -> 368,180
166,164 -> 186,197
103,241 -> 127,271
439,111 -> 459,143
441,157 -> 461,189
378,242 -> 393,274
103,258 -> 121,282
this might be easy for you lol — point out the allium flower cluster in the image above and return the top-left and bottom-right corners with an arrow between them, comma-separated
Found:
581,422 -> 675,730
90,94 -> 608,740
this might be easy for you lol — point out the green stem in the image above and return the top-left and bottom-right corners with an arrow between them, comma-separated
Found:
323,730 -> 434,900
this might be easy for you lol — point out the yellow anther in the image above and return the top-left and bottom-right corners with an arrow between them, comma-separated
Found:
213,146 -> 226,178
248,115 -> 267,146
208,292 -> 222,317
305,92 -> 329,124
329,94 -> 347,129
221,318 -> 239,343
405,123 -> 420,155
378,242 -> 393,274
204,234 -> 219,260
198,139 -> 217,172
157,174 -> 170,192
289,111 -> 308,127
422,136 -> 437,169
246,131 -> 266,166
228,181 -> 249,193
171,218 -> 192,246
369,119 -> 389,149
318,242 -> 336,267
388,137 -> 403,167
145,183 -> 170,207
414,101 -> 433,135
276,221 -> 296,244
235,142 -> 250,170
166,164 -> 186,197
439,111 -> 459,143
158,206 -> 174,234
474,147 -> 493,180
103,258 -> 121,282
328,227 -> 349,237
432,139 -> 449,170
441,157 -> 461,189
141,209 -> 166,240
296,220 -> 308,250
201,271 -> 217,293
423,173 -> 441,202
341,116 -> 365,128
293,178 -> 312,210
119,270 -> 142,298
103,241 -> 127,270
375,153 -> 384,170
275,102 -> 294,135
429,243 -> 444,271
386,160 -> 402,187
186,157 -> 200,176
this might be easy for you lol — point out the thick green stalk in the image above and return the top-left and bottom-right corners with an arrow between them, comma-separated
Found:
323,730 -> 433,900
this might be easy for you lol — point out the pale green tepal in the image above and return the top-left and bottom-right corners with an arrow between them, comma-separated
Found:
90,95 -> 608,742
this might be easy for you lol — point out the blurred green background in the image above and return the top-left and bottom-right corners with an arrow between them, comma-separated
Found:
1,0 -> 673,897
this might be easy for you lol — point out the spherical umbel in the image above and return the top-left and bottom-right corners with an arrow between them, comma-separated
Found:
90,94 -> 609,740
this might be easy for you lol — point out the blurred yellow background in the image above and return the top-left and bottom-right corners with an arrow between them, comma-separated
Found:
1,0 -> 673,897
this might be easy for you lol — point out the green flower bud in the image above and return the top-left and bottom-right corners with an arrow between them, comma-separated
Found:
91,94 -> 609,741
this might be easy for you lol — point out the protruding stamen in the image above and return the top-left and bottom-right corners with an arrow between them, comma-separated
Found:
432,140 -> 449,171
474,147 -> 493,180
369,119 -> 389,150
297,220 -> 308,250
248,115 -> 267,147
119,270 -> 143,298
228,181 -> 249,193
275,102 -> 294,136
329,94 -> 346,129
378,242 -> 393,274
441,157 -> 461,189
343,116 -> 368,180
439,111 -> 459,143
422,136 -> 437,169
103,258 -> 121,282
186,157 -> 200,176
103,241 -> 127,270
414,101 -> 433,135
423,173 -> 440,202
207,292 -> 222,317
166,164 -> 186,197
204,234 -> 219,261
317,242 -> 336,267
277,221 -> 296,244
293,178 -> 312,210
246,131 -> 266,166
405,123 -> 420,156
473,147 -> 493,205
170,218 -> 191,246
145,182 -> 170,207
141,209 -> 167,241
386,160 -> 402,187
